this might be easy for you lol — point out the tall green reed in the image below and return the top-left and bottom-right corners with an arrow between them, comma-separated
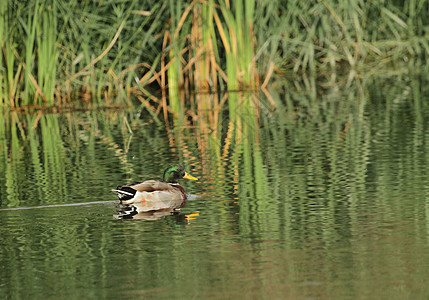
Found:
1,0 -> 429,110
0,1 -> 4,105
165,0 -> 263,129
0,1 -> 169,108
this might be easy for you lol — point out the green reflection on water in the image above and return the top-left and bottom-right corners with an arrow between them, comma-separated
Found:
1,73 -> 429,299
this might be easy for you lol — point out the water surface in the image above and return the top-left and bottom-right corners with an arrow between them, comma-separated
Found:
1,74 -> 429,299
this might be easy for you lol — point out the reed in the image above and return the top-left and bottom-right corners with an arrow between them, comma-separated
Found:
36,1 -> 57,104
1,0 -> 429,110
0,1 -> 8,105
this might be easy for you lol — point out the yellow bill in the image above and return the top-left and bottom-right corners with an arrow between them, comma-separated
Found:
183,172 -> 198,180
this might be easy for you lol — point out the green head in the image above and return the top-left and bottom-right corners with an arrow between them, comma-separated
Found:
162,165 -> 198,183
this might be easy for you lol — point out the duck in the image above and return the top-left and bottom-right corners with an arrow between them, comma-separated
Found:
111,165 -> 198,212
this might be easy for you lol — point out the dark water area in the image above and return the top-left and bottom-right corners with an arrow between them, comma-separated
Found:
1,73 -> 429,299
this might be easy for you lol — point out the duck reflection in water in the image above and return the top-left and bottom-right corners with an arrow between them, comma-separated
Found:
114,204 -> 199,222
114,205 -> 180,220
111,165 -> 198,220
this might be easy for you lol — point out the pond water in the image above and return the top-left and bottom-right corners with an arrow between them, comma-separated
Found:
1,73 -> 429,299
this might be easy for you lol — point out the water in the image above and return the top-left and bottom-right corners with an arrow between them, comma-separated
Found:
1,74 -> 429,299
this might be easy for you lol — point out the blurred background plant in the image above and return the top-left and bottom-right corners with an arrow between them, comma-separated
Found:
0,0 -> 428,109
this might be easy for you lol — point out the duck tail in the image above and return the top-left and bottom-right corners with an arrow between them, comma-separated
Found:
111,187 -> 136,201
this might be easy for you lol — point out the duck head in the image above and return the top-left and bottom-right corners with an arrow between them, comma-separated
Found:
163,165 -> 198,183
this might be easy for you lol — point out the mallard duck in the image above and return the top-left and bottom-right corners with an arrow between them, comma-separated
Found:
111,165 -> 198,211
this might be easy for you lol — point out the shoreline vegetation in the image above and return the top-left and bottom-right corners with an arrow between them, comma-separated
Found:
0,0 -> 428,114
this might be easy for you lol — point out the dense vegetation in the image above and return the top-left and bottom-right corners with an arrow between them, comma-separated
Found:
0,0 -> 428,108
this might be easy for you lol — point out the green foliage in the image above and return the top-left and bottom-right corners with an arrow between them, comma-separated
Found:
0,0 -> 429,108
0,0 -> 167,107
259,0 -> 429,72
